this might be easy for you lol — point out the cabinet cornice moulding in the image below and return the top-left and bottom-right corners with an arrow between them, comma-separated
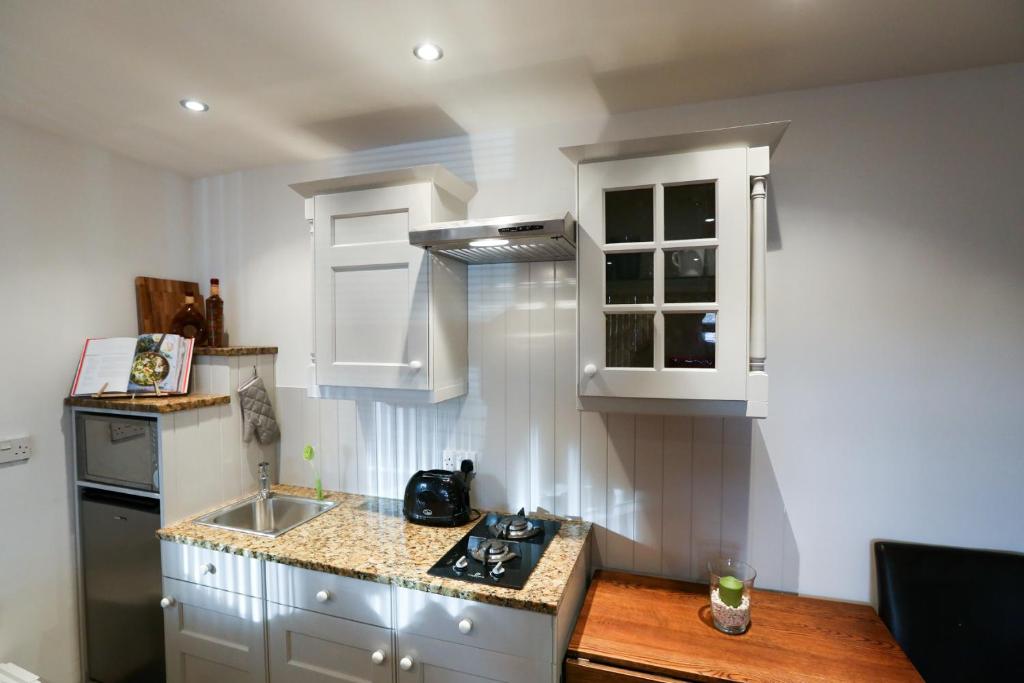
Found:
289,163 -> 476,203
559,121 -> 790,165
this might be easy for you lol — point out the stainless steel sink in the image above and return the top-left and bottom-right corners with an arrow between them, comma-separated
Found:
196,493 -> 336,538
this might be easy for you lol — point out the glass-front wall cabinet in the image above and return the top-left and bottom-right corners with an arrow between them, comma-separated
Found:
578,147 -> 750,401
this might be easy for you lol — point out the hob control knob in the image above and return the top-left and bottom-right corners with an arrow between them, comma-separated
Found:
160,596 -> 176,609
490,561 -> 505,579
453,555 -> 469,573
400,656 -> 414,671
458,618 -> 473,634
371,650 -> 386,665
315,590 -> 331,603
198,563 -> 216,576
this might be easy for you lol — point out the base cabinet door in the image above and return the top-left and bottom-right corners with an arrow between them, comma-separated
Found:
396,632 -> 551,683
268,602 -> 394,682
162,578 -> 267,683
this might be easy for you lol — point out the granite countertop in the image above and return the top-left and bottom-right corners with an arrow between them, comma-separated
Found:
157,485 -> 591,615
65,393 -> 230,414
194,346 -> 279,356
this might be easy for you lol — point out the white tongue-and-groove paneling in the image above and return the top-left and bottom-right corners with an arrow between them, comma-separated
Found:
277,262 -> 797,590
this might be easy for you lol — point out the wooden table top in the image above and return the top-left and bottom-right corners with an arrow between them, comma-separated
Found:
568,570 -> 922,683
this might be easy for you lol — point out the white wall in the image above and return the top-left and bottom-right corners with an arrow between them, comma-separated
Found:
195,63 -> 1024,604
0,116 -> 195,682
273,263 -> 800,592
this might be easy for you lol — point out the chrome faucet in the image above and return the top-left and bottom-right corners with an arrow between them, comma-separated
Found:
258,462 -> 271,500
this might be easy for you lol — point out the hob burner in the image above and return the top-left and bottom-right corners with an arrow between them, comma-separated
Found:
490,508 -> 542,540
470,538 -> 519,564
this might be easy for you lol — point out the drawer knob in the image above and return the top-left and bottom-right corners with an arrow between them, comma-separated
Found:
409,360 -> 423,371
400,656 -> 414,671
159,596 -> 176,609
583,363 -> 597,377
371,650 -> 386,665
458,618 -> 473,634
315,590 -> 331,603
199,563 -> 216,576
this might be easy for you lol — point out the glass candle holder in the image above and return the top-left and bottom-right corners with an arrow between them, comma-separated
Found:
708,557 -> 756,634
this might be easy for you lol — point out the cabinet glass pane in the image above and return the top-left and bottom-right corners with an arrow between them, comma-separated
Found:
606,252 -> 654,304
665,182 -> 715,240
606,313 -> 654,367
664,248 -> 715,303
605,188 -> 653,243
665,312 -> 716,368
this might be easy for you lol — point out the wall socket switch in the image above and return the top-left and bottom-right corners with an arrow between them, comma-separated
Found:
0,436 -> 32,465
442,449 -> 477,472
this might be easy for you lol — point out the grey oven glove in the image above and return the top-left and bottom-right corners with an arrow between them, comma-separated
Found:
238,375 -> 280,444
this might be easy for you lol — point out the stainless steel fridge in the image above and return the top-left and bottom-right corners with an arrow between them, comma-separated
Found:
79,488 -> 164,682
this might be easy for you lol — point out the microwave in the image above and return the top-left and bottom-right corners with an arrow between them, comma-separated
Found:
75,411 -> 160,492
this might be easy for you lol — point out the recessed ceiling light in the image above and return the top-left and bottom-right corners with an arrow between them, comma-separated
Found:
179,99 -> 209,112
413,43 -> 443,61
469,238 -> 508,248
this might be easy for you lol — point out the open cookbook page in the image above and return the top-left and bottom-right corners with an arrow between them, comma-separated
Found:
70,338 -> 137,395
126,334 -> 194,393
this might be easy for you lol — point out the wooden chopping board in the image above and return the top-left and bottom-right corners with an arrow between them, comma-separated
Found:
135,276 -> 206,334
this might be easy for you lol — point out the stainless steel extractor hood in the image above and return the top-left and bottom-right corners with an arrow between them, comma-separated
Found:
409,213 -> 575,264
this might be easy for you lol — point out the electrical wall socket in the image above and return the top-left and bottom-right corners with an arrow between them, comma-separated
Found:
442,449 -> 477,472
0,436 -> 32,465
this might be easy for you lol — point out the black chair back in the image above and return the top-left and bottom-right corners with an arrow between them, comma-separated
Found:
874,540 -> 1024,682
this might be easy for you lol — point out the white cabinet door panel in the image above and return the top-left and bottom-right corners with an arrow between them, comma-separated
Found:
268,602 -> 393,683
162,578 -> 266,683
396,633 -> 550,683
315,184 -> 431,390
578,147 -> 749,401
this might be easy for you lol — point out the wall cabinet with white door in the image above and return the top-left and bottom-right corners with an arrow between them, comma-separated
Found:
562,123 -> 788,417
290,165 -> 475,403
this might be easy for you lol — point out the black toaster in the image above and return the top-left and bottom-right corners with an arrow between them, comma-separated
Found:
403,463 -> 473,526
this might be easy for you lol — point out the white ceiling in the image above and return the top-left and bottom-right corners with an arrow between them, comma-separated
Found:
2,0 -> 1021,177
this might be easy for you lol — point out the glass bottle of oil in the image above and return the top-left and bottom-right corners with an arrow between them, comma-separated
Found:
205,278 -> 225,347
170,294 -> 207,341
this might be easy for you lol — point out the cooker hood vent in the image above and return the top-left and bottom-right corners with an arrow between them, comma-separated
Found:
409,213 -> 575,264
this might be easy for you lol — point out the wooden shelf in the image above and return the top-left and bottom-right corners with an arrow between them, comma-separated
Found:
194,346 -> 278,356
65,393 -> 230,414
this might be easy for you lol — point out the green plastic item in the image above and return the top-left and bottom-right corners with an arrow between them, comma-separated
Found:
303,444 -> 324,501
719,575 -> 744,608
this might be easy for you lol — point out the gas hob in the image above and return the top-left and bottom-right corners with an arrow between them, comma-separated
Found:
427,509 -> 562,590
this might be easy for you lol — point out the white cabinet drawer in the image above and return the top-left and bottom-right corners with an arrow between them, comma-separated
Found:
266,560 -> 392,628
396,632 -> 553,683
268,602 -> 393,683
395,586 -> 553,662
160,541 -> 263,598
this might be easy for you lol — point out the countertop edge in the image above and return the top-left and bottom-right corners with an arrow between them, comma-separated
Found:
194,346 -> 279,356
65,393 -> 231,413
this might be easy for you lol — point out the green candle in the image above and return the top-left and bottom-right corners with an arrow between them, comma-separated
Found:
719,575 -> 744,608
